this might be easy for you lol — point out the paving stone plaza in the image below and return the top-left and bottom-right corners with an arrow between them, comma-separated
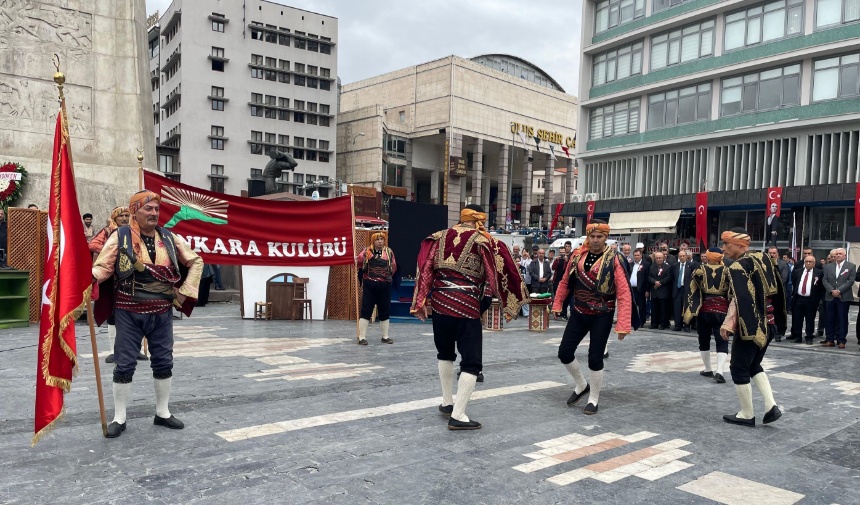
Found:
2,304 -> 859,504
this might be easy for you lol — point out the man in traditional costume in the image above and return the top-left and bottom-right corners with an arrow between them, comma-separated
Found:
719,229 -> 786,427
684,247 -> 730,384
92,190 -> 203,438
355,232 -> 398,345
411,205 -> 527,430
552,220 -> 632,415
89,206 -> 140,364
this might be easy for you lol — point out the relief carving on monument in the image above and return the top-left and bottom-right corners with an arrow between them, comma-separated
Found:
0,0 -> 94,136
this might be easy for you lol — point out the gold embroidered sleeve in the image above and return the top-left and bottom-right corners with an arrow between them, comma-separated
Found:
175,235 -> 204,298
92,232 -> 119,283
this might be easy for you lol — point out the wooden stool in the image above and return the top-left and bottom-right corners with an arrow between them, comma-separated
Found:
254,302 -> 273,320
528,298 -> 552,332
292,278 -> 312,321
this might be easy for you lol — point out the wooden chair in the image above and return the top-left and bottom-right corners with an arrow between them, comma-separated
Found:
292,278 -> 312,321
254,301 -> 273,320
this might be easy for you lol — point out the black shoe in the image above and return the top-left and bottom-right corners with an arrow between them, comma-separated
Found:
477,372 -> 484,383
673,327 -> 683,331
153,415 -> 184,429
714,373 -> 726,383
683,326 -> 690,333
722,414 -> 755,427
105,354 -> 115,364
805,338 -> 814,345
438,404 -> 453,417
583,402 -> 598,415
136,353 -> 148,361
816,330 -> 823,337
381,337 -> 394,344
603,352 -> 609,359
106,421 -> 126,438
358,339 -> 368,346
649,325 -> 659,329
660,326 -> 670,330
447,417 -> 481,430
700,371 -> 714,377
775,336 -> 782,342
566,384 -> 590,406
763,405 -> 782,424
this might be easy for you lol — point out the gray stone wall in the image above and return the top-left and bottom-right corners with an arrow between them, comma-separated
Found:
0,0 -> 155,222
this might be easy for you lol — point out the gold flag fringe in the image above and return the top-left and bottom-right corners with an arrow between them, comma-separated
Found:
31,406 -> 66,447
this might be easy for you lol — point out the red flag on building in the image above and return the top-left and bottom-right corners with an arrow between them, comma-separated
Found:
855,183 -> 860,226
548,203 -> 564,237
586,200 -> 595,225
696,192 -> 708,249
767,186 -> 783,217
33,104 -> 93,445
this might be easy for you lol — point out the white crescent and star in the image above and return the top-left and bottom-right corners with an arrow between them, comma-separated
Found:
41,279 -> 52,307
697,205 -> 705,215
768,190 -> 781,200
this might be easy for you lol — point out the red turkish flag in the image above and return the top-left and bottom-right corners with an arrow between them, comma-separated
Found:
586,200 -> 595,225
696,192 -> 708,249
548,203 -> 564,237
855,183 -> 860,227
33,104 -> 93,445
767,186 -> 783,218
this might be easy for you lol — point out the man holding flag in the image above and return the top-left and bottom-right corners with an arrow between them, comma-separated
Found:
92,190 -> 203,438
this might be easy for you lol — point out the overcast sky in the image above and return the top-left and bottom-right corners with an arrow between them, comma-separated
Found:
146,0 -> 582,94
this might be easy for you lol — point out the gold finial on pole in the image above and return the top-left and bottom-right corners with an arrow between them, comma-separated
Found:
136,148 -> 144,168
52,54 -> 65,103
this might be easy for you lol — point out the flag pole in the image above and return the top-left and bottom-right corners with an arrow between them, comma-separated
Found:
136,152 -> 149,358
54,56 -> 108,438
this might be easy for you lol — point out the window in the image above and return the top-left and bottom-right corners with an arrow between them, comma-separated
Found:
592,41 -> 643,86
320,80 -> 331,91
319,152 -> 330,162
651,19 -> 714,70
385,163 -> 403,187
265,57 -> 276,68
294,137 -> 304,148
320,43 -> 331,54
293,173 -> 304,185
399,111 -> 406,122
293,149 -> 305,160
278,110 -> 290,121
648,83 -> 711,129
212,60 -> 224,72
149,38 -> 159,58
279,59 -> 290,70
265,108 -> 276,119
251,54 -> 263,65
251,168 -> 263,178
306,78 -> 318,89
211,164 -> 224,175
321,68 -> 331,78
308,65 -> 318,76
306,151 -> 317,161
294,37 -> 306,49
813,53 -> 860,101
212,86 -> 224,97
250,131 -> 263,154
294,75 -> 305,86
595,0 -> 646,33
211,47 -> 224,58
589,99 -> 640,140
653,0 -> 693,13
279,97 -> 290,108
279,33 -> 290,45
265,70 -> 276,81
264,28 -> 277,43
278,134 -> 289,145
386,135 -> 407,157
211,177 -> 225,193
306,102 -> 317,112
278,72 -> 290,83
212,99 -> 224,111
294,63 -> 305,73
307,139 -> 317,149
319,140 -> 330,151
212,20 -> 224,32
307,115 -> 318,125
308,40 -> 319,52
251,68 -> 263,79
319,116 -> 330,127
294,100 -> 305,110
320,104 -> 330,115
816,0 -> 860,28
250,23 -> 263,40
251,92 -> 262,103
720,64 -> 801,116
725,0 -> 803,52
250,106 -> 263,117
210,126 -> 225,150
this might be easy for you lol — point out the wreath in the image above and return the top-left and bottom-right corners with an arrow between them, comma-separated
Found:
0,162 -> 27,208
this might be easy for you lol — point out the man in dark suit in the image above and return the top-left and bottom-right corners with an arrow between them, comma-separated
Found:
659,242 -> 677,266
528,248 -> 553,294
648,252 -> 672,329
619,243 -> 634,278
767,247 -> 792,341
629,249 -> 648,329
671,250 -> 694,332
822,247 -> 855,349
789,255 -> 823,344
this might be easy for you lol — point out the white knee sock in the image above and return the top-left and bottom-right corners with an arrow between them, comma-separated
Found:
381,320 -> 390,339
564,358 -> 588,394
587,370 -> 604,406
752,373 -> 776,411
716,352 -> 728,375
154,378 -> 172,418
700,350 -> 712,372
451,373 -> 478,422
107,324 -> 116,355
112,382 -> 131,424
359,318 -> 369,340
735,383 -> 755,419
438,360 -> 454,406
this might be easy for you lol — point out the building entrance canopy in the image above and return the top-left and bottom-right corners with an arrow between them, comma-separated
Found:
609,209 -> 682,234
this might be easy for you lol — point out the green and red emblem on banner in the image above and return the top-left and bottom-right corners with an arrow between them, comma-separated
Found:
0,161 -> 28,207
143,170 -> 355,267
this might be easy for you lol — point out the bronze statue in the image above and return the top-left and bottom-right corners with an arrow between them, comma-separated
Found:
263,150 -> 298,194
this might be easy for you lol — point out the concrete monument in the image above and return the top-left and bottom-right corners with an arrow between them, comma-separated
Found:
0,0 -> 155,219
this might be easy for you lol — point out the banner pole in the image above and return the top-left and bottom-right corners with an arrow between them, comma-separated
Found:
136,153 -> 149,357
351,194 -> 360,343
86,297 -> 108,437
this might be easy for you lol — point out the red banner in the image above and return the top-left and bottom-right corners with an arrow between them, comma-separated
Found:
586,200 -> 595,225
696,192 -> 708,249
144,171 -> 354,266
34,105 -> 93,444
548,203 -> 564,237
855,183 -> 860,227
767,186 -> 783,217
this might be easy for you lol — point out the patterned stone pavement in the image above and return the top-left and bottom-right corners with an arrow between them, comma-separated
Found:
1,303 -> 858,504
